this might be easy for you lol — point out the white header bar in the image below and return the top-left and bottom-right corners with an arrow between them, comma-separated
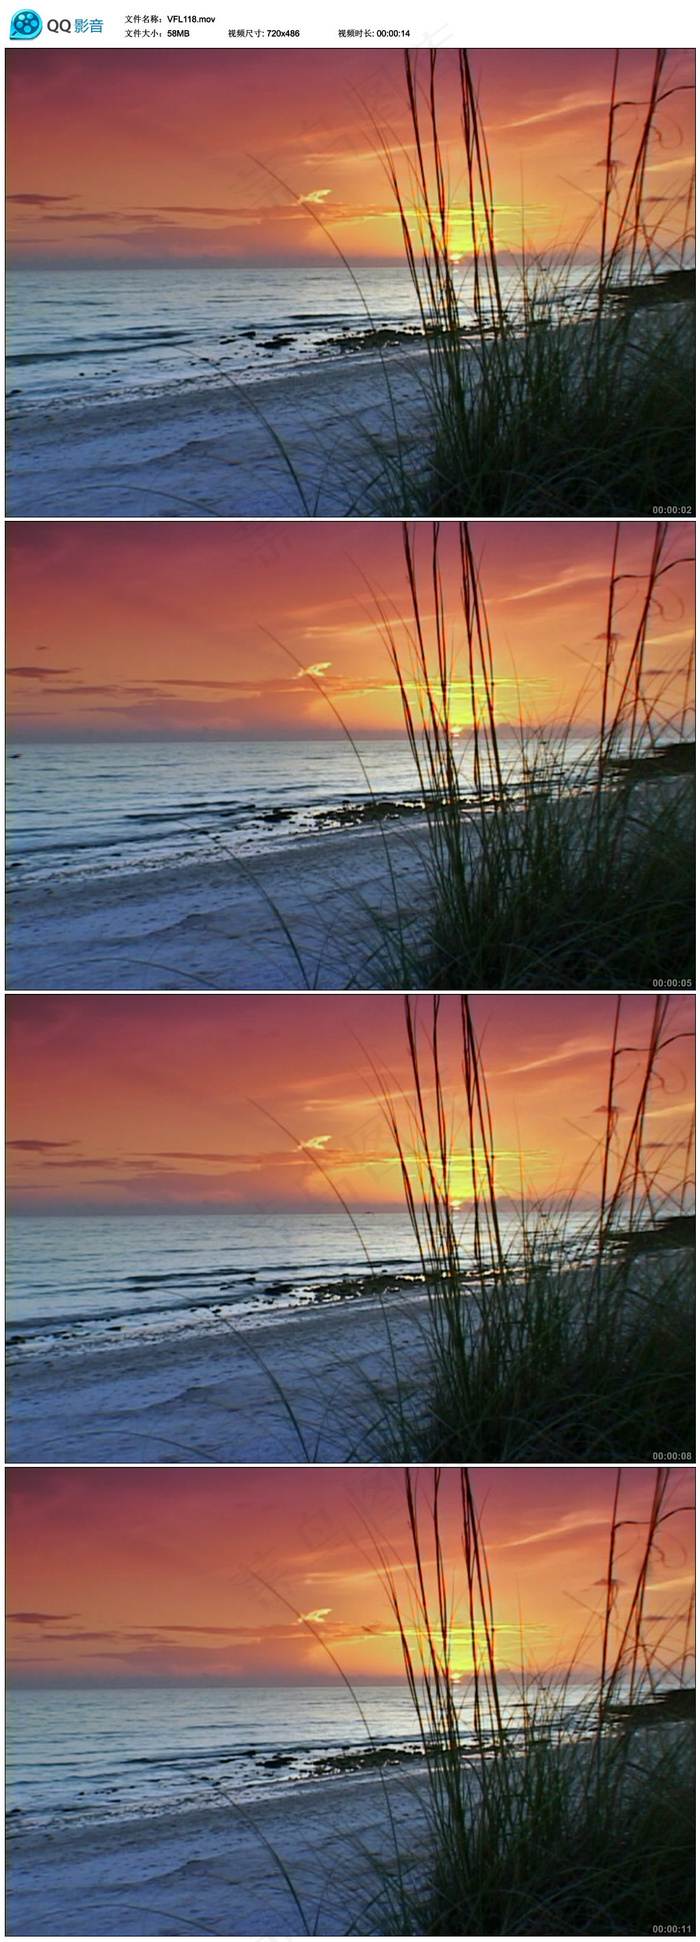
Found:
5,5 -> 699,49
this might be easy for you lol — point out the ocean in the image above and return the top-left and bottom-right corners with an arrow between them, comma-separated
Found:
6,1680 -> 596,1836
6,263 -> 425,417
6,1203 -> 595,1366
6,259 -> 596,420
5,1207 -> 423,1360
6,733 -> 596,894
6,737 -> 422,891
6,1685 -> 423,1832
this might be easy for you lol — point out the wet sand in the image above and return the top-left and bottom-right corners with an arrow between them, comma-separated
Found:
8,1712 -> 690,1937
7,301 -> 693,520
6,345 -> 431,518
6,1764 -> 433,1936
6,1284 -> 430,1464
7,818 -> 433,992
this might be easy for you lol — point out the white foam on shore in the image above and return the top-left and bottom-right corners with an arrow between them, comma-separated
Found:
6,345 -> 431,518
7,818 -> 433,992
6,1764 -> 433,1936
6,1285 -> 430,1463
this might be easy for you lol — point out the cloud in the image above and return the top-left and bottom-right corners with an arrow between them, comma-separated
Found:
8,193 -> 327,241
492,565 -> 607,608
7,1138 -> 77,1153
7,665 -> 77,680
158,203 -> 251,216
156,1149 -> 236,1162
42,212 -> 146,226
498,1511 -> 611,1551
7,193 -> 77,207
297,1608 -> 332,1624
494,90 -> 608,133
8,1611 -> 78,1625
496,1038 -> 606,1082
38,1155 -> 176,1173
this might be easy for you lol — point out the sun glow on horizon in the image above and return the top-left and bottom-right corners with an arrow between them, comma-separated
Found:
6,1467 -> 694,1687
7,50 -> 694,266
5,994 -> 694,1218
7,522 -> 693,745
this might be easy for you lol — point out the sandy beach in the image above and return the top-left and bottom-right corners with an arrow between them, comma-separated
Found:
8,1717 -> 689,1937
6,1764 -> 433,1936
6,345 -> 430,519
9,749 -> 690,995
7,1284 -> 430,1464
7,817 -> 432,992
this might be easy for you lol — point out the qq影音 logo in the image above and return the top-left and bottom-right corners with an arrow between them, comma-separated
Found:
10,7 -> 43,33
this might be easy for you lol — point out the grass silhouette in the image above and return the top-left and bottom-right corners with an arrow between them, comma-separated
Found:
377,50 -> 695,515
374,1466 -> 695,1934
374,519 -> 694,990
372,994 -> 695,1461
238,1466 -> 694,1934
227,991 -> 694,1466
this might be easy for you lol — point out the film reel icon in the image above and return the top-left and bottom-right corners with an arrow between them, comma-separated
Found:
10,8 -> 43,34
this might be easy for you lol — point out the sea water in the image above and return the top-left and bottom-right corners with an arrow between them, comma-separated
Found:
6,263 -> 425,416
6,734 -> 596,893
6,1203 -> 594,1363
6,259 -> 596,419
6,1680 -> 596,1835
6,738 -> 423,890
5,1206 -> 423,1358
6,258 -> 602,421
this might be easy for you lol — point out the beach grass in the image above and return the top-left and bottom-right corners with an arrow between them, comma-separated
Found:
377,995 -> 695,1463
215,989 -> 694,1467
376,520 -> 694,990
377,50 -> 695,516
376,1467 -> 695,1935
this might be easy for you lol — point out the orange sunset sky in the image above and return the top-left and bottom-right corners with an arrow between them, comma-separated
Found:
6,1466 -> 695,1685
6,992 -> 694,1214
6,49 -> 695,265
6,520 -> 695,740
